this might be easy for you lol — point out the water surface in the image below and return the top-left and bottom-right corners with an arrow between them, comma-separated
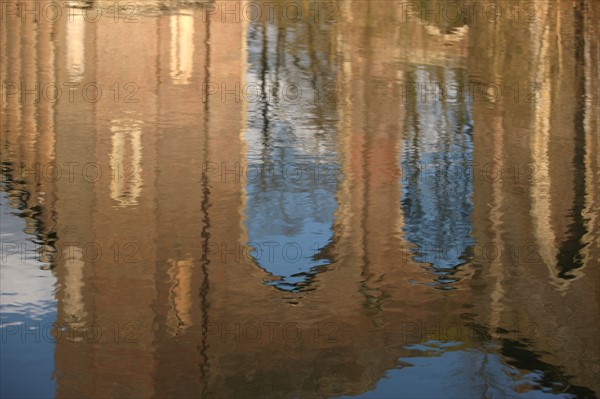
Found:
1,1 -> 598,398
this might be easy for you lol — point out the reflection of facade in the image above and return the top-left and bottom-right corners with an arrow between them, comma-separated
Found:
467,0 -> 600,394
1,0 -> 598,398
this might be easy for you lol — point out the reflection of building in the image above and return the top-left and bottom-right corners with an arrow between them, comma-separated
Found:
467,0 -> 600,394
1,0 -> 598,397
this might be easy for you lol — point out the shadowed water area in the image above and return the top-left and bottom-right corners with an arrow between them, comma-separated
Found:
0,0 -> 598,398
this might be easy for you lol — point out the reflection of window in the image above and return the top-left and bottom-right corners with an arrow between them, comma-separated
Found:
170,12 -> 194,85
109,119 -> 143,207
244,119 -> 339,292
66,12 -> 85,82
243,21 -> 339,292
166,258 -> 193,336
63,245 -> 86,336
400,68 -> 474,288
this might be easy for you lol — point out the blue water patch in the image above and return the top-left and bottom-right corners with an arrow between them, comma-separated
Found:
0,191 -> 57,398
336,346 -> 575,399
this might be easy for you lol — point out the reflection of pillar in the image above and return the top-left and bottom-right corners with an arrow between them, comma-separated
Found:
89,13 -> 160,396
20,13 -> 37,186
581,0 -> 599,272
1,19 -> 21,149
580,3 -> 600,389
529,2 -> 564,291
1,13 -> 21,187
334,1 -> 406,283
0,15 -> 5,117
53,7 -> 98,397
36,14 -> 58,240
203,0 -> 250,330
475,18 -> 508,337
152,9 -> 208,396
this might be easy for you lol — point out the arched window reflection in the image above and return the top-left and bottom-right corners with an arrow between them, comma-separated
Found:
243,20 -> 339,292
400,67 -> 474,288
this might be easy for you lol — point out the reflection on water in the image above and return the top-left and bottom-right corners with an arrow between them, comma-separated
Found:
109,117 -> 144,207
0,1 -> 598,398
244,17 -> 339,292
170,11 -> 195,85
400,66 -> 475,288
66,12 -> 85,82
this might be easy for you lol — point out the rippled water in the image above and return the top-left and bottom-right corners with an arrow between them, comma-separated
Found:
1,1 -> 598,398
